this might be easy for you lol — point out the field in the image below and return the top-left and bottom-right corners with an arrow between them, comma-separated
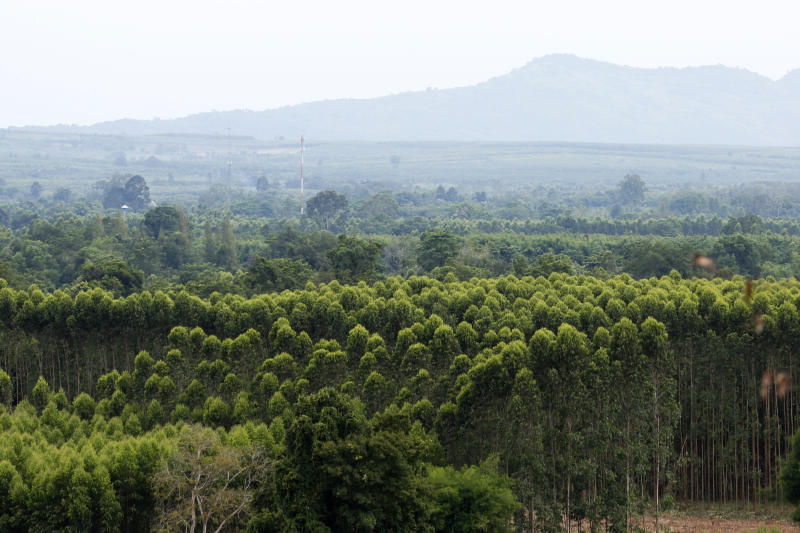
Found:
3,130 -> 800,203
643,506 -> 800,533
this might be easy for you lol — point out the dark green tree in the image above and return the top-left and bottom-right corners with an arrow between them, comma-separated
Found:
306,190 -> 349,230
251,389 -> 432,532
617,174 -> 646,205
30,181 -> 43,199
327,235 -> 384,283
245,258 -> 312,293
417,231 -> 460,271
143,206 -> 180,239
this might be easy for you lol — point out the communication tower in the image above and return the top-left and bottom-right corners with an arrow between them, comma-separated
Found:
300,136 -> 305,215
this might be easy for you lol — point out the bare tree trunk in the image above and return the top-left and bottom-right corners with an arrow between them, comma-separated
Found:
566,475 -> 571,533
654,379 -> 660,533
190,491 -> 197,533
626,412 -> 631,533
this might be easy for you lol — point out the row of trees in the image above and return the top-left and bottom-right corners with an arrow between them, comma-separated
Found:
3,271 -> 800,527
5,198 -> 800,295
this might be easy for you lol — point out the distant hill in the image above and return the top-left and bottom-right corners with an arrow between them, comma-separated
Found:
26,55 -> 800,145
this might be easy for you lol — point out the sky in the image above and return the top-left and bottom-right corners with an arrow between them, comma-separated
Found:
1,0 -> 798,128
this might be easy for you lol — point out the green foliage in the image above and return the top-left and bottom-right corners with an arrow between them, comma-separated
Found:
417,230 -> 460,271
428,458 -> 519,533
30,376 -> 50,413
254,389 -> 433,532
101,174 -> 151,210
203,396 -> 232,428
80,259 -> 144,295
327,234 -> 384,283
3,263 -> 800,529
143,206 -> 181,239
0,370 -> 11,408
245,257 -> 312,292
0,400 -> 174,531
306,190 -> 349,231
617,174 -> 646,205
72,392 -> 96,420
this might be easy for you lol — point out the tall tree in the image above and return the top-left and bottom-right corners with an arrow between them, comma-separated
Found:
155,425 -> 268,533
610,317 -> 648,531
641,317 -> 677,531
326,235 -> 384,283
306,190 -> 349,230
417,231 -> 460,271
143,206 -> 180,239
218,218 -> 237,270
617,174 -> 646,205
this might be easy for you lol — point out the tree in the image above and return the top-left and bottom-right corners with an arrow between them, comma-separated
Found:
0,369 -> 11,408
143,206 -> 181,239
610,318 -> 648,531
72,392 -> 96,420
79,260 -> 144,296
781,429 -> 800,521
251,389 -> 432,532
713,233 -> 762,277
101,175 -> 151,210
203,220 -> 216,263
124,175 -> 151,210
357,194 -> 400,221
155,425 -> 268,533
218,218 -> 238,270
640,317 -> 677,531
326,234 -> 384,283
306,190 -> 348,230
245,257 -> 312,293
417,231 -> 460,271
256,176 -> 269,192
163,231 -> 191,270
53,187 -> 72,203
30,181 -> 43,199
427,459 -> 519,533
30,376 -> 51,413
617,174 -> 646,205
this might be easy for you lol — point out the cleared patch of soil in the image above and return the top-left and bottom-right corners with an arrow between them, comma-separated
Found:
639,514 -> 800,532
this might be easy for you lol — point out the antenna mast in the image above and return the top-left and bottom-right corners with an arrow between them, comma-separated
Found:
226,127 -> 232,211
300,135 -> 305,215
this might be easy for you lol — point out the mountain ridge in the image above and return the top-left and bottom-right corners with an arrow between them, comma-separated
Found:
18,55 -> 800,145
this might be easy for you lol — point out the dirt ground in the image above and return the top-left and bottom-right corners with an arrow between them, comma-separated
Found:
638,513 -> 800,532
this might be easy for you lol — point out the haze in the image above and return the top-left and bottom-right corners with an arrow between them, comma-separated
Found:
1,0 -> 798,128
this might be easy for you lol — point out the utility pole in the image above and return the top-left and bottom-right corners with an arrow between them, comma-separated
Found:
226,127 -> 232,212
300,135 -> 305,215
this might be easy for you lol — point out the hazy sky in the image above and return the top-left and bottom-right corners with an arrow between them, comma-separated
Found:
1,0 -> 798,128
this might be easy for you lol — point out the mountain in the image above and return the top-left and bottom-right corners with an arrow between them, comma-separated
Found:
30,55 -> 800,145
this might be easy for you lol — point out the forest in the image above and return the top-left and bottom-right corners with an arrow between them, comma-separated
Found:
4,136 -> 800,530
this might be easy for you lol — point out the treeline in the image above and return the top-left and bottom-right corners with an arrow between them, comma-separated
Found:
3,198 -> 800,294
2,272 -> 800,528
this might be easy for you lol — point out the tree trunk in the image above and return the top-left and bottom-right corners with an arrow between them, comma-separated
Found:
626,412 -> 631,533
